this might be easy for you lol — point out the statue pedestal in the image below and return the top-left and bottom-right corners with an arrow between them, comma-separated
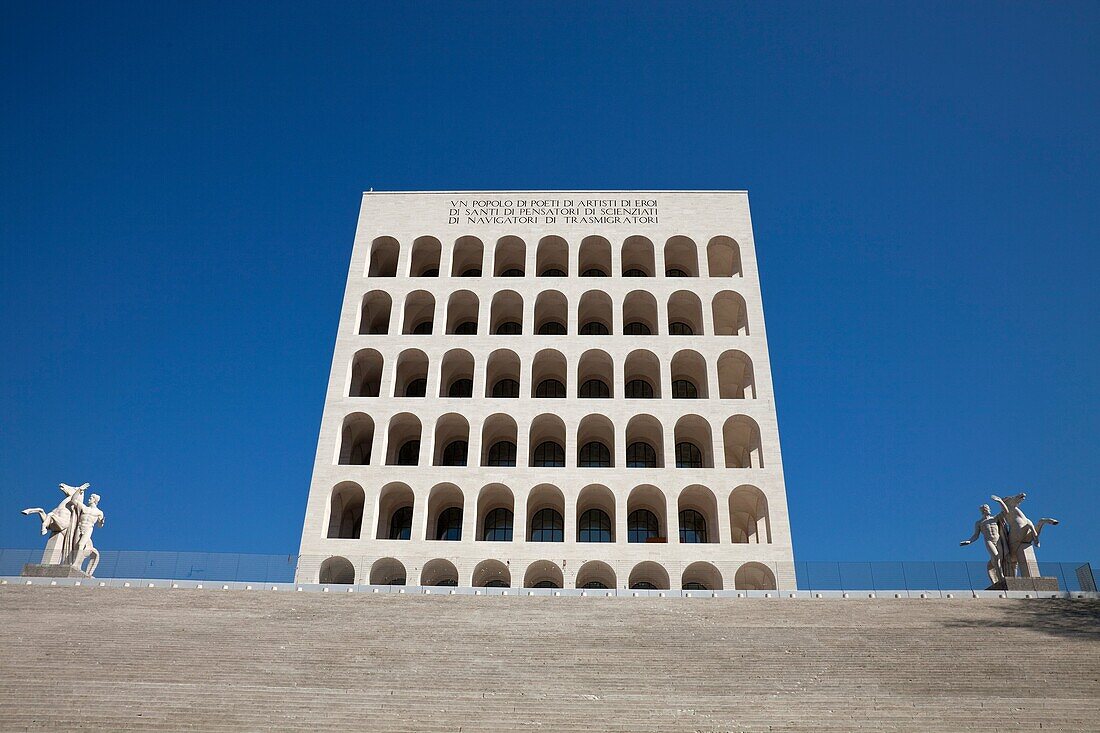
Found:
22,564 -> 90,579
987,577 -> 1059,592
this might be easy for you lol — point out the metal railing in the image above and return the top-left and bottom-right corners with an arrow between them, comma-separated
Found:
1,549 -> 1094,592
793,561 -> 1096,593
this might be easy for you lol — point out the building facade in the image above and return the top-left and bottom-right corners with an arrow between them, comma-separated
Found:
296,191 -> 794,591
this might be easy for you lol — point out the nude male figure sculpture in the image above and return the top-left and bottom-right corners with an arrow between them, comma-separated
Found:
960,504 -> 1006,585
70,492 -> 105,576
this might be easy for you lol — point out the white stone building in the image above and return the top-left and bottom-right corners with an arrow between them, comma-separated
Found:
296,191 -> 794,590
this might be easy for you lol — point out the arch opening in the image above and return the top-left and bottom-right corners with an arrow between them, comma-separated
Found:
319,556 -> 355,584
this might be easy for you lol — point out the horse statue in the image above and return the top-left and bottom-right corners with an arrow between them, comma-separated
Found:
991,493 -> 1059,578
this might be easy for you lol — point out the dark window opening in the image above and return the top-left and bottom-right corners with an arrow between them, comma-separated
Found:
388,506 -> 413,540
626,441 -> 658,468
435,507 -> 462,541
679,509 -> 708,544
579,379 -> 610,398
447,379 -> 473,398
628,509 -> 659,543
492,379 -> 520,398
580,321 -> 609,335
530,508 -> 564,542
532,441 -> 565,467
535,379 -> 566,398
578,441 -> 612,468
482,508 -> 513,542
396,440 -> 420,466
440,440 -> 468,466
486,441 -> 517,467
578,509 -> 612,543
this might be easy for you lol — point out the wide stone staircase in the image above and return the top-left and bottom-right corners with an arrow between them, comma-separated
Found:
0,586 -> 1097,731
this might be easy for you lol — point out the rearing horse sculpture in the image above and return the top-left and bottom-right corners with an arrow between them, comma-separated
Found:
991,493 -> 1059,578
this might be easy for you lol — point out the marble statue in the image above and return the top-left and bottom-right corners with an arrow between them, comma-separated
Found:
991,493 -> 1058,579
21,482 -> 105,576
959,503 -> 1005,586
69,491 -> 105,575
961,492 -> 1058,584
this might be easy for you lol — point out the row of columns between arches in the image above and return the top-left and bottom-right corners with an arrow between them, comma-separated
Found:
318,556 -> 777,591
337,412 -> 765,470
326,482 -> 772,545
359,289 -> 750,337
367,234 -> 745,279
349,348 -> 757,401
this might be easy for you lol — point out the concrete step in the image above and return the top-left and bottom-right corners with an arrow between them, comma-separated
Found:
0,587 -> 1097,731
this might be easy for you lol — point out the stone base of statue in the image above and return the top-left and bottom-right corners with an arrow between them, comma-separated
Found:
21,563 -> 91,579
987,577 -> 1059,592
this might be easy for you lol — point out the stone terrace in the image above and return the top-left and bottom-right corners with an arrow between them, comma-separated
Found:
1,586 -> 1097,731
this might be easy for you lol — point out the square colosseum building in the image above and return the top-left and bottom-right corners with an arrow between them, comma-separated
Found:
296,191 -> 795,592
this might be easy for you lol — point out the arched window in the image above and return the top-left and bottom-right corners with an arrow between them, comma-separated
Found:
631,581 -> 657,590
532,441 -> 565,467
671,379 -> 698,399
624,322 -> 651,335
452,236 -> 484,276
579,379 -> 610,399
582,581 -> 608,589
541,268 -> 566,277
623,268 -> 647,278
495,321 -> 522,335
501,267 -> 524,277
628,509 -> 660,543
486,441 -> 517,467
666,268 -> 688,277
578,509 -> 612,543
683,582 -> 706,591
388,506 -> 413,540
578,441 -> 611,468
580,321 -> 610,335
538,322 -> 567,335
486,579 -> 508,587
419,268 -> 439,277
581,267 -> 607,277
625,379 -> 654,399
669,321 -> 694,336
454,321 -> 477,335
396,440 -> 420,466
482,508 -> 513,541
626,442 -> 658,468
435,507 -> 462,541
675,442 -> 703,468
447,379 -> 473,398
679,509 -> 708,544
404,378 -> 427,397
411,321 -> 433,335
440,440 -> 468,466
530,508 -> 564,542
533,580 -> 559,588
535,379 -> 566,398
492,379 -> 519,398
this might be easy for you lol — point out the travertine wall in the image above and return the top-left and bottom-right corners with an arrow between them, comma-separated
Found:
2,587 -> 1098,732
297,191 -> 795,590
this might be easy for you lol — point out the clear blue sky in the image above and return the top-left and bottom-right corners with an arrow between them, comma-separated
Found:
2,2 -> 1097,561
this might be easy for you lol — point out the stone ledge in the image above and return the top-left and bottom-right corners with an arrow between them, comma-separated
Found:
988,576 -> 1061,591
3,576 -> 1097,599
20,564 -> 90,578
